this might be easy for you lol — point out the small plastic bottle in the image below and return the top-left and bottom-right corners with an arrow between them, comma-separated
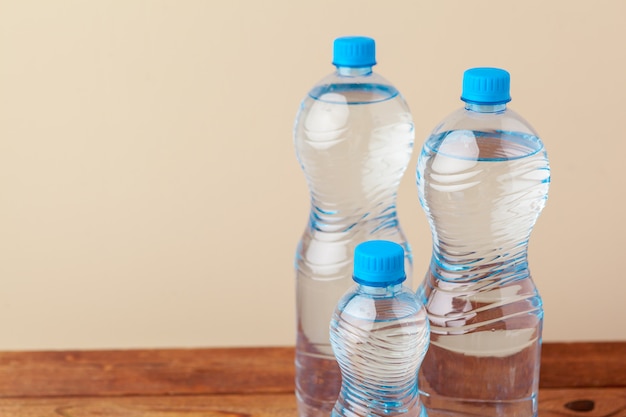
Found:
330,240 -> 429,417
416,67 -> 550,417
293,36 -> 415,417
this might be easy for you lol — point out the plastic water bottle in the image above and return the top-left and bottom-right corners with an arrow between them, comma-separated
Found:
293,36 -> 415,417
415,67 -> 550,417
330,240 -> 429,417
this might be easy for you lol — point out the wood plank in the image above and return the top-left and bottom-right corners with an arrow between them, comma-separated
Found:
540,342 -> 626,388
0,347 -> 295,398
0,342 -> 624,399
0,389 -> 623,417
0,393 -> 297,417
539,387 -> 626,417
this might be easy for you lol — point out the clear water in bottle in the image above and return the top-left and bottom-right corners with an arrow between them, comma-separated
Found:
416,68 -> 550,417
294,37 -> 414,417
330,240 -> 429,417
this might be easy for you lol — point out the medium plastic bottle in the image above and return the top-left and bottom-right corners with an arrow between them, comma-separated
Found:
330,240 -> 429,417
416,67 -> 550,417
293,36 -> 414,417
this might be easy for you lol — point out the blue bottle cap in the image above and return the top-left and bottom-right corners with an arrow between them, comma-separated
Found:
353,240 -> 405,287
332,36 -> 376,68
461,67 -> 511,105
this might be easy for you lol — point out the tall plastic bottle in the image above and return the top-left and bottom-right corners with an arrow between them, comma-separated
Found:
416,67 -> 550,417
330,240 -> 429,417
293,36 -> 415,417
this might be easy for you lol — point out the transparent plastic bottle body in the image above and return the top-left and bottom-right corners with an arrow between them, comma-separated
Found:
294,67 -> 414,417
330,282 -> 429,417
416,104 -> 550,417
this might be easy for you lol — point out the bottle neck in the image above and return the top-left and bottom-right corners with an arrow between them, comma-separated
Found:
358,282 -> 403,296
336,66 -> 373,77
464,102 -> 507,113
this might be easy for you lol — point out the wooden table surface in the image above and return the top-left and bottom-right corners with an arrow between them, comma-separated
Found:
0,342 -> 624,416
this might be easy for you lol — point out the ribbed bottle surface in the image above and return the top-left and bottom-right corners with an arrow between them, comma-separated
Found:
416,128 -> 550,417
294,75 -> 414,417
330,285 -> 429,417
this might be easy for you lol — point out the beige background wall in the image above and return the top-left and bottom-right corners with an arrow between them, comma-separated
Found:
0,1 -> 624,350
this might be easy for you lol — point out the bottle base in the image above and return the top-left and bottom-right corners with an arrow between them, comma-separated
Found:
296,396 -> 335,417
295,348 -> 341,417
421,394 -> 537,417
330,403 -> 427,417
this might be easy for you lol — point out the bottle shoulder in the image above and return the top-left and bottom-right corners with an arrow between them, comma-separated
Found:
431,106 -> 539,138
422,106 -> 547,162
334,285 -> 424,322
304,71 -> 405,106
